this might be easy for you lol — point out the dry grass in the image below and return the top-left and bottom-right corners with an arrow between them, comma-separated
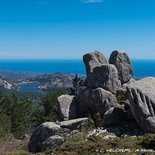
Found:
1,133 -> 155,155
0,137 -> 29,155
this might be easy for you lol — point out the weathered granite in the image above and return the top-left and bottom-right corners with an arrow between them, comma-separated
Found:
101,106 -> 125,126
77,87 -> 118,119
86,64 -> 121,94
109,50 -> 133,84
57,95 -> 78,120
127,77 -> 155,133
28,122 -> 70,153
83,51 -> 108,76
60,117 -> 88,130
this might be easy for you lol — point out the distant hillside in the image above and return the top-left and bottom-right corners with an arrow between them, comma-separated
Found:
0,72 -> 86,94
30,73 -> 75,89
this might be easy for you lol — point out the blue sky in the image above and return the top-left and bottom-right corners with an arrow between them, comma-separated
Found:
0,0 -> 155,59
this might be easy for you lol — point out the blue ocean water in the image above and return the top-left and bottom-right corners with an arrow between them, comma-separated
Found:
132,60 -> 155,79
0,59 -> 86,75
0,59 -> 154,79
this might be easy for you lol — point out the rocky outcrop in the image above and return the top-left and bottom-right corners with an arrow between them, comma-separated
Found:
127,77 -> 155,133
86,64 -> 121,94
27,49 -> 155,154
77,87 -> 118,119
29,50 -> 155,153
57,95 -> 78,120
28,118 -> 89,153
83,51 -> 108,76
109,50 -> 133,84
28,122 -> 70,153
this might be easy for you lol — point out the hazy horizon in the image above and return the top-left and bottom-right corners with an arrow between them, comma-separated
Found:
0,0 -> 155,59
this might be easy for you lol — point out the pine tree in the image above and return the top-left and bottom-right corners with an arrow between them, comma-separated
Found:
70,74 -> 84,95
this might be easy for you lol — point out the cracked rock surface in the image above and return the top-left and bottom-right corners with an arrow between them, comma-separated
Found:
127,77 -> 155,133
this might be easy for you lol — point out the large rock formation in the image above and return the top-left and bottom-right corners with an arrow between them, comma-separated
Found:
109,50 -> 133,84
83,51 -> 108,76
29,50 -> 155,153
86,64 -> 121,94
28,122 -> 70,153
127,77 -> 155,133
57,95 -> 78,120
77,87 -> 118,119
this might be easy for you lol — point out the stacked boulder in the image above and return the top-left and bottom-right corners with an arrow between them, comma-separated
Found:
78,50 -> 134,126
29,50 -> 155,153
57,50 -> 155,133
83,50 -> 108,76
84,51 -> 121,94
57,50 -> 134,127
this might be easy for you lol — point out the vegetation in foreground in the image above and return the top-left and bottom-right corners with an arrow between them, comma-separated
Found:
2,133 -> 155,155
0,82 -> 155,155
0,90 -> 64,139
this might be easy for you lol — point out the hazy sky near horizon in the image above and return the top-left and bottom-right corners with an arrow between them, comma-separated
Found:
0,0 -> 155,59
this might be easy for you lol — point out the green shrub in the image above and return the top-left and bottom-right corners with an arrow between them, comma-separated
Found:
69,74 -> 84,95
11,97 -> 33,138
116,95 -> 122,104
140,134 -> 155,150
39,91 -> 65,122
0,91 -> 66,139
0,93 -> 35,138
0,113 -> 11,138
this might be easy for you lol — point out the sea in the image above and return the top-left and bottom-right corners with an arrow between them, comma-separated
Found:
0,59 -> 154,94
0,59 -> 154,79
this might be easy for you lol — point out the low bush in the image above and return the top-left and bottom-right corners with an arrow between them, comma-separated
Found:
139,134 -> 155,150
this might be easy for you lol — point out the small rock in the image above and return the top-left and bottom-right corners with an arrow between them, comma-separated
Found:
103,134 -> 116,139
